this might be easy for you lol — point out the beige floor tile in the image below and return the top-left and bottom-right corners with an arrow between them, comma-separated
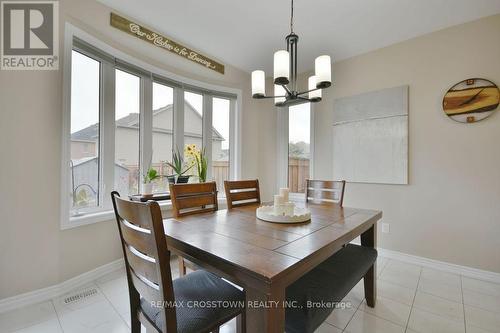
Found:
359,296 -> 411,326
465,305 -> 500,332
413,291 -> 464,322
384,260 -> 422,276
377,280 -> 415,305
314,322 -> 343,333
420,268 -> 461,288
418,277 -> 462,303
379,267 -> 420,290
466,324 -> 498,333
408,308 -> 465,333
463,289 -> 500,313
56,298 -> 128,333
462,277 -> 500,298
325,303 -> 357,330
0,301 -> 57,333
344,310 -> 405,333
10,318 -> 63,333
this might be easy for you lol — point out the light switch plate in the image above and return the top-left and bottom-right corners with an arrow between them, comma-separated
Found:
382,223 -> 390,233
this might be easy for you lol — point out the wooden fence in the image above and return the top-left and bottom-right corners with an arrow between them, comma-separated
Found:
288,158 -> 310,193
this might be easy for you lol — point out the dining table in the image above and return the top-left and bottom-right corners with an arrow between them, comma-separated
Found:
162,200 -> 382,333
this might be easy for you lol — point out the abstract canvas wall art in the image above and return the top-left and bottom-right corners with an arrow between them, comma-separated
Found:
333,86 -> 409,185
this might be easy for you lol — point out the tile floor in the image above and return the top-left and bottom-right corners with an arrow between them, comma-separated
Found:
1,256 -> 500,333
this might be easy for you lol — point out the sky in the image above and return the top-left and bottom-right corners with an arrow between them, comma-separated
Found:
289,102 -> 311,144
71,50 -> 308,150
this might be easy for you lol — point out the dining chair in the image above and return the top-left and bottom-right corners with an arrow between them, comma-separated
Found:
111,191 -> 245,333
224,179 -> 261,209
169,182 -> 218,276
305,179 -> 346,207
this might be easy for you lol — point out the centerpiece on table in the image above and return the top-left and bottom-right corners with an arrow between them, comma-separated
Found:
256,188 -> 311,223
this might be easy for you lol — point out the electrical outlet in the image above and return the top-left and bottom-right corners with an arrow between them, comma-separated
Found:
382,223 -> 390,233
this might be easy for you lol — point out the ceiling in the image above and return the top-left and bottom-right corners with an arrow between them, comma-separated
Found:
97,0 -> 500,74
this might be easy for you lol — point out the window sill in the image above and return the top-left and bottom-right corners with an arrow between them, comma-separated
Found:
61,198 -> 227,230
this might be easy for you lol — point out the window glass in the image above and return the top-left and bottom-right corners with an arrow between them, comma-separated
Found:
70,50 -> 101,215
152,82 -> 174,193
212,97 -> 230,196
115,69 -> 141,195
288,103 -> 311,194
183,91 -> 203,181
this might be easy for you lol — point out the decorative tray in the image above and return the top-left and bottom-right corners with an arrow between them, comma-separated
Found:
256,205 -> 311,224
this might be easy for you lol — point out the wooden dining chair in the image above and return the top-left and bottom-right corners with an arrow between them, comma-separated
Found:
111,191 -> 245,333
224,179 -> 261,209
305,179 -> 346,207
169,182 -> 218,276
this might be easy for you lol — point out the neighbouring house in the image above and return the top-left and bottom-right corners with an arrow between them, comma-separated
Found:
70,101 -> 227,205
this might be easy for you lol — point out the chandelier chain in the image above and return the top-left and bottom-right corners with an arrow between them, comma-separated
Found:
290,0 -> 294,33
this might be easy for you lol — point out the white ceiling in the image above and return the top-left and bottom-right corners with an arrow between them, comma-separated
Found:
97,0 -> 500,74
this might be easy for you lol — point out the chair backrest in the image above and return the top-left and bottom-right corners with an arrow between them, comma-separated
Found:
224,179 -> 261,209
169,182 -> 218,218
305,179 -> 346,207
111,191 -> 176,333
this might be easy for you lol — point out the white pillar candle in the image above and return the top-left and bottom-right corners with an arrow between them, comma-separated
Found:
274,195 -> 284,207
279,188 -> 289,202
284,202 -> 295,216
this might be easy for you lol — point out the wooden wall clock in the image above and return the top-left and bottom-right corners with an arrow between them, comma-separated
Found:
442,78 -> 500,123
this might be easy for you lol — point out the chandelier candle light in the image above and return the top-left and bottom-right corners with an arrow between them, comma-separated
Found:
251,0 -> 332,107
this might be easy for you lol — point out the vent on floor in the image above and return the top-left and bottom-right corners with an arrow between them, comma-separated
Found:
63,288 -> 98,304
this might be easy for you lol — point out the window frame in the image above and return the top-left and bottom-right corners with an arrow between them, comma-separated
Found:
61,23 -> 242,230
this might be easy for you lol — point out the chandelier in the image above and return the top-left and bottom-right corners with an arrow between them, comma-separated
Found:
251,0 -> 332,107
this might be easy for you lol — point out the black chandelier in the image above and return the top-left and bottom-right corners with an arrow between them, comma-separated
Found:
251,0 -> 332,107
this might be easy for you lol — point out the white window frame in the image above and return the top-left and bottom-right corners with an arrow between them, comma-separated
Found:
276,102 -> 315,199
61,23 -> 242,230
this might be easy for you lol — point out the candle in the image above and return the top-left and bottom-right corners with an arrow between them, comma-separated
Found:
274,194 -> 284,206
284,202 -> 295,216
279,188 -> 289,202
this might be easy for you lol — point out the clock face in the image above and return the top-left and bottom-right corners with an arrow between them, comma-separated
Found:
442,78 -> 500,123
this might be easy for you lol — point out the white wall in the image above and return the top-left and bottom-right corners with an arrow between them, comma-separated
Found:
0,0 -> 261,298
310,14 -> 500,273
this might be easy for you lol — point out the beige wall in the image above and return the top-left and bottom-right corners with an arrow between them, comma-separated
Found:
2,1 -> 499,300
0,0 -> 261,298
310,14 -> 500,273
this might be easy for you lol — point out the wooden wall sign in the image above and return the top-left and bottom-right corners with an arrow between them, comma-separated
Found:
110,13 -> 225,74
442,78 -> 499,123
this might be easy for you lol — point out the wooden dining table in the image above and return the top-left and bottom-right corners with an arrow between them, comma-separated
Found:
162,200 -> 382,333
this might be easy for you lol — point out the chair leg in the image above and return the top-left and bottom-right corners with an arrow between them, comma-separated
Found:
236,312 -> 246,333
178,256 -> 186,277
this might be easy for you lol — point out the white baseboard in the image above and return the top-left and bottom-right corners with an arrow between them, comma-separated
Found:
0,259 -> 124,314
378,248 -> 500,284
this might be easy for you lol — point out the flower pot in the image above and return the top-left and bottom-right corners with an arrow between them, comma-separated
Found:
142,182 -> 153,195
167,175 -> 190,184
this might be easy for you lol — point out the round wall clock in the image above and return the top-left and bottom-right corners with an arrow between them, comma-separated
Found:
442,78 -> 500,123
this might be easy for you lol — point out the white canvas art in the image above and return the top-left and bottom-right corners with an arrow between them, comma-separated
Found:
333,86 -> 408,184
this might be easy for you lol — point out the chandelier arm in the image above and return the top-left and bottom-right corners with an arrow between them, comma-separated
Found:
297,88 -> 321,96
281,84 -> 292,95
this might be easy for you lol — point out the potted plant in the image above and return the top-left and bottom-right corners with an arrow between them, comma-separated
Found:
142,168 -> 160,194
166,149 -> 192,184
185,144 -> 208,183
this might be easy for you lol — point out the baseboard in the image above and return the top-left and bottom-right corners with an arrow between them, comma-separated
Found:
0,259 -> 124,314
378,248 -> 500,284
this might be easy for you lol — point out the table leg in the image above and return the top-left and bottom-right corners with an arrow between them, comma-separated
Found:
361,223 -> 377,307
245,285 -> 286,333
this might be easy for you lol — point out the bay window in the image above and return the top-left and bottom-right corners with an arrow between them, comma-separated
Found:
62,32 -> 240,228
